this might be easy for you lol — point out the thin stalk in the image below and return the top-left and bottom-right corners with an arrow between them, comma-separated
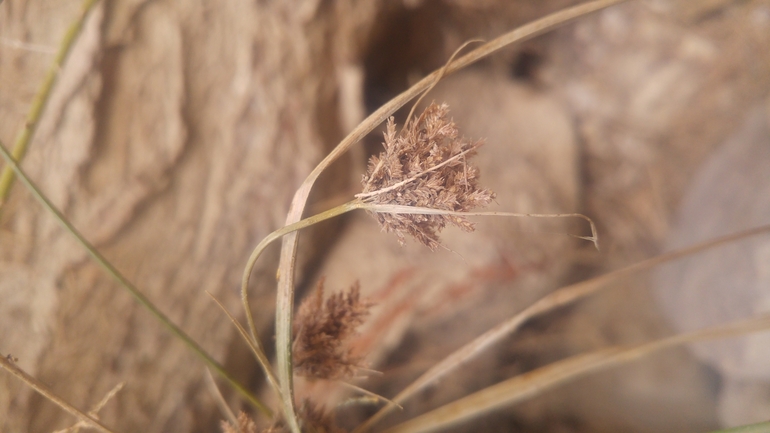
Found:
355,223 -> 770,432
273,1 -> 630,429
242,200 -> 365,343
209,292 -> 282,405
0,354 -> 118,433
710,422 -> 770,433
363,204 -> 598,247
242,199 -> 364,430
0,0 -> 101,208
0,140 -> 270,416
383,314 -> 770,433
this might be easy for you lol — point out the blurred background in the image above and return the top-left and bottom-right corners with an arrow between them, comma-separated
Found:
1,0 -> 769,431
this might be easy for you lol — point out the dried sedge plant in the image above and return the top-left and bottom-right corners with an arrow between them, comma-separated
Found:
358,102 -> 495,250
293,280 -> 373,380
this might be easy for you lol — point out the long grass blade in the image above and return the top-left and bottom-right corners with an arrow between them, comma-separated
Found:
383,314 -> 770,433
208,292 -> 280,409
0,139 -> 270,416
274,1 -> 631,430
356,223 -> 770,432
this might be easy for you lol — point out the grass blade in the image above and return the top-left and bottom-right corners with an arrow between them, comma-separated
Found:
710,422 -> 770,433
208,292 -> 279,411
356,224 -> 770,431
0,353 -> 119,433
383,314 -> 770,433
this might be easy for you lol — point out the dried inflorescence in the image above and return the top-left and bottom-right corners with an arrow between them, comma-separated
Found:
221,412 -> 258,433
224,402 -> 344,433
293,279 -> 373,380
360,102 -> 495,250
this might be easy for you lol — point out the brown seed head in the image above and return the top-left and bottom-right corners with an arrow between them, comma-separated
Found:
293,279 -> 373,380
360,102 -> 495,250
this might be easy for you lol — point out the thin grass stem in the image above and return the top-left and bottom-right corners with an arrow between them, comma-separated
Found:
383,314 -> 770,433
709,422 -> 770,433
241,199 -> 364,430
0,354 -> 118,433
0,139 -> 270,416
208,292 -> 281,406
364,204 -> 598,247
0,0 -> 101,208
355,224 -> 770,432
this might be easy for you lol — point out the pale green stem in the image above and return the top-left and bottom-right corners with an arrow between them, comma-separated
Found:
0,0 -> 101,208
0,140 -> 271,417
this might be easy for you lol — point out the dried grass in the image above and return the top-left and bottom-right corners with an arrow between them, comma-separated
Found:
293,280 -> 373,380
359,102 -> 494,250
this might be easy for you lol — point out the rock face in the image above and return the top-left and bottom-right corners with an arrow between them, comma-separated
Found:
0,1 -> 371,431
1,0 -> 770,432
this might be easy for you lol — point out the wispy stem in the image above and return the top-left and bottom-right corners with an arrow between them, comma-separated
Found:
355,223 -> 770,432
0,0 -> 101,208
0,354 -> 118,433
383,314 -> 770,433
0,140 -> 270,416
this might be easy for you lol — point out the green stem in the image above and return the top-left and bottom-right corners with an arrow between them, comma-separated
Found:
0,140 -> 271,417
0,0 -> 101,208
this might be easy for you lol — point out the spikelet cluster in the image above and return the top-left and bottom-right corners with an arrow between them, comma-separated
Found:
293,280 -> 372,380
360,102 -> 494,250
222,403 -> 344,433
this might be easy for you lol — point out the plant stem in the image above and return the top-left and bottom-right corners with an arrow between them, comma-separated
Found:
383,314 -> 770,433
710,422 -> 770,433
355,224 -> 770,432
241,199 -> 364,433
0,140 -> 271,417
0,0 -> 101,208
0,354 -> 118,433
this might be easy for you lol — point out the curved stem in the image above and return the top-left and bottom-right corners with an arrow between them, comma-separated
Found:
241,199 -> 363,343
240,199 -> 363,428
